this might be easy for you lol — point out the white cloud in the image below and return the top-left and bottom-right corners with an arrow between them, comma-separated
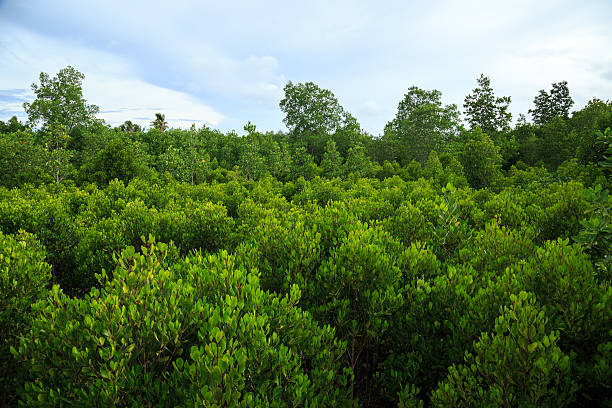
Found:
87,76 -> 224,127
494,27 -> 612,117
184,53 -> 286,107
0,22 -> 224,127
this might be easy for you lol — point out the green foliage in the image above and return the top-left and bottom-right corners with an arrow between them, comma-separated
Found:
0,116 -> 28,134
381,201 -> 432,247
13,240 -> 354,407
2,67 -> 612,405
463,74 -> 512,135
398,385 -> 424,408
431,291 -> 576,407
458,128 -> 502,189
23,66 -> 99,132
344,144 -> 377,178
321,139 -> 343,178
529,80 -> 574,125
573,100 -> 612,165
291,146 -> 320,180
506,163 -> 554,188
280,81 -> 359,163
265,139 -> 292,181
596,127 -> 612,170
238,123 -> 266,181
385,86 -> 461,165
514,239 -> 612,405
0,230 -> 51,406
43,122 -> 75,183
311,226 -> 404,403
459,221 -> 536,276
529,181 -> 588,243
151,112 -> 168,131
535,116 -> 576,169
574,185 -> 612,273
430,183 -> 473,260
280,81 -> 357,137
79,138 -> 145,184
0,131 -> 49,187
117,120 -> 142,133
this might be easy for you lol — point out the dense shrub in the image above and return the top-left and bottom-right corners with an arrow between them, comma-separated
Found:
0,231 -> 51,406
0,170 -> 609,406
458,221 -> 536,275
431,292 -> 576,407
13,240 -> 354,407
514,239 -> 612,405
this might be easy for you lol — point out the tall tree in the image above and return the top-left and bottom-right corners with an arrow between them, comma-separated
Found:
279,81 -> 359,162
118,120 -> 142,134
529,81 -> 574,125
463,74 -> 512,135
385,86 -> 461,165
23,66 -> 99,132
151,113 -> 168,132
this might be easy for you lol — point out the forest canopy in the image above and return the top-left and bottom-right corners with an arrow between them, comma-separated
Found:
0,67 -> 611,407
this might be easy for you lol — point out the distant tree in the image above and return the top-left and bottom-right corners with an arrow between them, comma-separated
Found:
535,116 -> 574,169
119,120 -> 142,133
463,74 -> 512,135
0,116 -> 28,134
23,66 -> 99,132
155,127 -> 210,184
529,81 -> 573,125
0,131 -> 48,187
385,86 -> 461,165
151,113 -> 168,132
280,81 -> 354,136
423,150 -> 444,181
280,81 -> 359,162
513,114 -> 540,165
186,125 -> 209,184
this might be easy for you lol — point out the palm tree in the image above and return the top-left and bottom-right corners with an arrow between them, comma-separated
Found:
151,113 -> 168,132
119,120 -> 142,133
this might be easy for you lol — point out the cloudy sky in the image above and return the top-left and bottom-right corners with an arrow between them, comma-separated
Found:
1,0 -> 611,134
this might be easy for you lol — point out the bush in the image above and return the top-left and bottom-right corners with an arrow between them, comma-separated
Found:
514,239 -> 612,405
431,291 -> 576,407
458,221 -> 536,276
13,240 -> 354,407
0,230 -> 51,406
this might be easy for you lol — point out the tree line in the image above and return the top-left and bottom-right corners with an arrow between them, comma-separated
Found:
1,66 -> 611,190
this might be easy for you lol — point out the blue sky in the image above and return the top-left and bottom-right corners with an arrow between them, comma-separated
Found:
1,0 -> 611,134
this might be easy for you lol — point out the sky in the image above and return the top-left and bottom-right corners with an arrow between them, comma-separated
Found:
1,0 -> 611,135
